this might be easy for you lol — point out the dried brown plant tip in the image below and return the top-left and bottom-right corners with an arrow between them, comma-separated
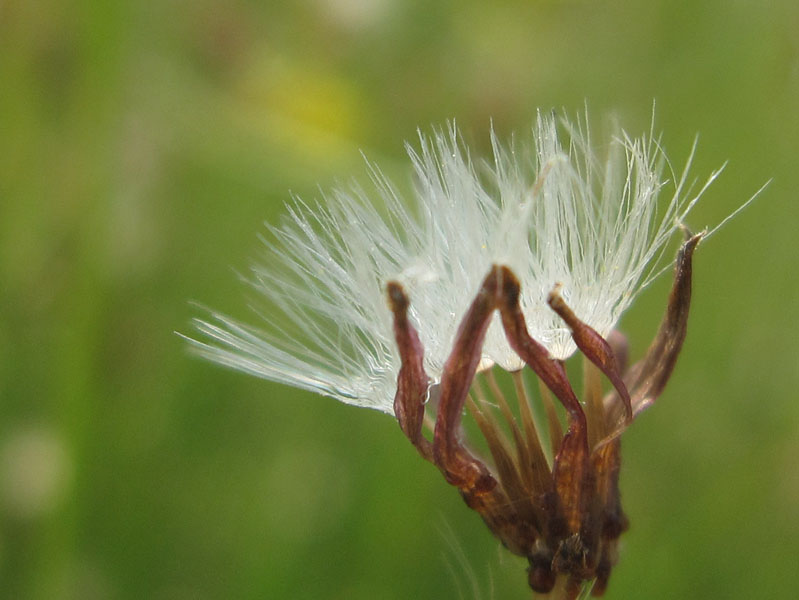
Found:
188,115 -> 752,597
387,233 -> 701,597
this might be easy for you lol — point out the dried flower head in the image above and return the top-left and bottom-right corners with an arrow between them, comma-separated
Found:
186,111 -> 752,597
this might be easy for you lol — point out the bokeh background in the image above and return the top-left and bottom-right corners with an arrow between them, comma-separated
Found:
2,0 -> 797,598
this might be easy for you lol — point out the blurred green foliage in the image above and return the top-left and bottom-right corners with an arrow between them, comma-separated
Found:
1,0 -> 797,598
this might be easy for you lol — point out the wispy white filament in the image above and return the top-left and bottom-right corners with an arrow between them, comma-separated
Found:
187,111 -> 724,414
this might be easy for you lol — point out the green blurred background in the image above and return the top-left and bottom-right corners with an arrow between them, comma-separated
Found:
1,0 -> 797,598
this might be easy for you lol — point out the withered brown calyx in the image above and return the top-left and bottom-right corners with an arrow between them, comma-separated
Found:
387,231 -> 702,598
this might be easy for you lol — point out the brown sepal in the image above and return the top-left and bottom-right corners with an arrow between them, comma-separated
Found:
387,281 -> 433,461
601,230 -> 703,438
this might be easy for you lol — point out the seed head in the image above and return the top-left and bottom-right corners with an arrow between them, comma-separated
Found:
185,109 -> 763,597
